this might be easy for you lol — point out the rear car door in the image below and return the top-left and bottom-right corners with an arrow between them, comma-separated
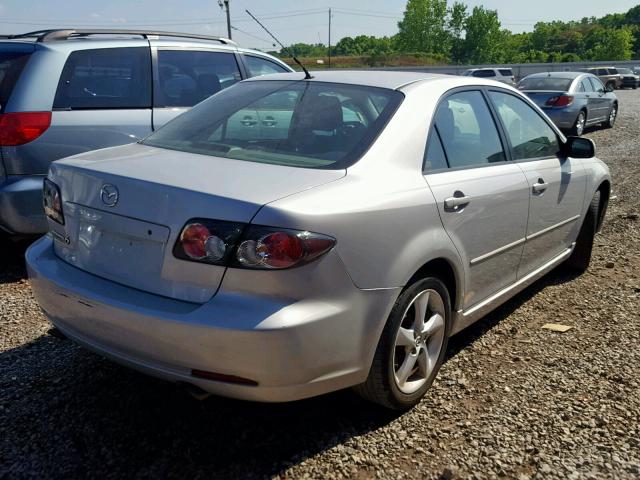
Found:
22,46 -> 153,174
152,48 -> 242,129
423,89 -> 530,309
587,77 -> 609,121
487,89 -> 587,276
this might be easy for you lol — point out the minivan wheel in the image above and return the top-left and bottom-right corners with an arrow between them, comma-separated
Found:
354,277 -> 451,410
571,111 -> 586,136
564,191 -> 600,273
605,105 -> 617,128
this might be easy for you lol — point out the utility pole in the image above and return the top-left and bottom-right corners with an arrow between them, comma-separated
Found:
218,0 -> 232,39
328,8 -> 332,69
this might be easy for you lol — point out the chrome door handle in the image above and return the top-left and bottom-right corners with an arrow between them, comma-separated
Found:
444,195 -> 471,210
532,180 -> 548,194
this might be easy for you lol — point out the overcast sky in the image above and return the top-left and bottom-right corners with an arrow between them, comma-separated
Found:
0,0 -> 636,50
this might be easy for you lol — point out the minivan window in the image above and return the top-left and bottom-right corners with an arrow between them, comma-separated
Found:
244,55 -> 289,77
144,80 -> 403,169
489,91 -> 560,160
54,47 -> 151,110
156,50 -> 241,107
433,90 -> 505,168
472,69 -> 496,78
498,69 -> 513,76
0,51 -> 31,112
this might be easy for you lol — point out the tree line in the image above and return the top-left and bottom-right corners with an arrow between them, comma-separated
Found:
273,1 -> 639,64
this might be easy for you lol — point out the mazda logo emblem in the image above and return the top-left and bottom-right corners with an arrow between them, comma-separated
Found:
100,184 -> 119,207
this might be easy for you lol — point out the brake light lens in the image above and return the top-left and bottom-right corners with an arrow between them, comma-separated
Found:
174,220 -> 336,270
546,95 -> 574,107
0,112 -> 51,146
43,178 -> 64,225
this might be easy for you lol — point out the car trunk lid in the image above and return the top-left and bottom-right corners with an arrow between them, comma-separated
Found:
522,90 -> 567,109
49,143 -> 345,303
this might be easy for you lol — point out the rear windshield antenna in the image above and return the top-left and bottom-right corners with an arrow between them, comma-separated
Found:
245,9 -> 312,80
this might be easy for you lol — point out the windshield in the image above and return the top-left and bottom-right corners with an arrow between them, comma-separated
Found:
618,68 -> 632,74
0,50 -> 32,112
518,77 -> 572,91
143,80 -> 403,169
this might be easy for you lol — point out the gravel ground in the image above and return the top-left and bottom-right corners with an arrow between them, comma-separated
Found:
1,90 -> 639,480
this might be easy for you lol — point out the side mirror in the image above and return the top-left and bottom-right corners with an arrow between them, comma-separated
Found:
605,84 -> 614,93
563,136 -> 595,158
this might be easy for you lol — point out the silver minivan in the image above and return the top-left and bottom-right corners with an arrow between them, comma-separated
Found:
0,29 -> 292,237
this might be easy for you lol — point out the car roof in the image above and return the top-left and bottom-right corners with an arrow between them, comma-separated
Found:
523,71 -> 585,80
243,70 -> 461,90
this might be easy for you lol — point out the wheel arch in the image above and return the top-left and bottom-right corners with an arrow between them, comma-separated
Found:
596,180 -> 610,232
406,257 -> 462,313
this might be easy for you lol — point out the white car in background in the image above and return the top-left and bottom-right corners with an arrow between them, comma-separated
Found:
462,68 -> 516,86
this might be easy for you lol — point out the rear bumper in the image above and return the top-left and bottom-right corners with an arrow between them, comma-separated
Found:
0,175 -> 47,235
26,236 -> 399,402
540,107 -> 578,129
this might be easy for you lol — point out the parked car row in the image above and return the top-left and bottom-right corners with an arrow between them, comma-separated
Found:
0,29 -> 292,237
517,72 -> 618,136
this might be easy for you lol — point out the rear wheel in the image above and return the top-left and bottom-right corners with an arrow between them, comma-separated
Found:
565,191 -> 600,273
354,277 -> 451,410
571,111 -> 586,136
605,104 -> 617,128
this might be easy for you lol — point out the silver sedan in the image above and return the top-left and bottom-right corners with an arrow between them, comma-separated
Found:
518,72 -> 618,136
27,72 -> 610,409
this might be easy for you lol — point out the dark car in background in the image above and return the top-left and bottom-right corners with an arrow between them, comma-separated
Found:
518,72 -> 618,136
616,67 -> 639,89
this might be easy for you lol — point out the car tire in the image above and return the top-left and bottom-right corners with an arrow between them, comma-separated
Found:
353,276 -> 451,410
605,104 -> 617,128
564,191 -> 600,273
571,111 -> 586,136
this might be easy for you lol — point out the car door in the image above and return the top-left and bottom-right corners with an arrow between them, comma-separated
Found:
44,46 -> 153,165
587,76 -> 609,122
579,77 -> 599,123
423,89 -> 530,309
151,47 -> 243,129
487,89 -> 587,276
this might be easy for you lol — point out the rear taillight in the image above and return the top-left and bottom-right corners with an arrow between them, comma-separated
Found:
174,219 -> 336,270
43,178 -> 64,225
546,95 -> 574,107
0,112 -> 51,146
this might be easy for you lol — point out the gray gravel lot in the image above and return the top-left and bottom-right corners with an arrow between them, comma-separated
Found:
1,90 -> 639,480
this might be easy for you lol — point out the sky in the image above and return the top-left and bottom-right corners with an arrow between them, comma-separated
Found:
0,0 -> 637,50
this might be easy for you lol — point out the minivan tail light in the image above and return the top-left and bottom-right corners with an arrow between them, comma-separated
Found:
174,219 -> 336,270
0,112 -> 51,146
546,95 -> 574,107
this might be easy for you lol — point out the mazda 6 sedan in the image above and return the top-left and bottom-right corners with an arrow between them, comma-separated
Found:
27,71 -> 610,410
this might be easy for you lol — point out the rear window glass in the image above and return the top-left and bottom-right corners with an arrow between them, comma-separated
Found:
244,55 -> 289,77
143,80 -> 403,169
472,70 -> 496,78
156,50 -> 241,107
517,77 -> 572,91
54,47 -> 151,109
0,51 -> 31,113
498,69 -> 513,76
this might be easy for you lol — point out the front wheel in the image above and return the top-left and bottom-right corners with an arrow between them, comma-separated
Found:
354,277 -> 451,410
605,104 -> 617,128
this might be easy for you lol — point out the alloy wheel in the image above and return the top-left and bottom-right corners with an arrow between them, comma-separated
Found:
609,107 -> 617,126
575,113 -> 585,136
393,289 -> 446,394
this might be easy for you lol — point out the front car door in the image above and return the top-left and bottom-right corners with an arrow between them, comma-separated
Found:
487,89 -> 587,276
151,47 -> 243,129
424,89 -> 530,309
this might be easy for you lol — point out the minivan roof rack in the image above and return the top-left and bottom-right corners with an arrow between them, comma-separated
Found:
1,29 -> 236,45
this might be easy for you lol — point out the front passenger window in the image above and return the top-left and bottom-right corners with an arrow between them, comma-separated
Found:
434,91 -> 505,168
489,91 -> 560,160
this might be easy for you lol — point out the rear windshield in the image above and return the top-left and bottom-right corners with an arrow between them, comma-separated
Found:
518,77 -> 572,91
498,69 -> 513,76
0,51 -> 31,112
143,80 -> 403,169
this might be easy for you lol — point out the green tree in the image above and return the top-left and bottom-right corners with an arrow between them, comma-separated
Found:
585,26 -> 634,60
460,6 -> 504,64
396,0 -> 451,56
448,1 -> 468,63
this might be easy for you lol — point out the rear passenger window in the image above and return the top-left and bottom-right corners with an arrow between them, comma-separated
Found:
156,50 -> 241,107
581,79 -> 594,92
434,91 -> 505,168
424,127 -> 449,171
589,77 -> 604,92
489,91 -> 560,160
0,51 -> 32,113
472,70 -> 496,78
244,55 -> 289,77
54,48 -> 151,109
498,69 -> 513,76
